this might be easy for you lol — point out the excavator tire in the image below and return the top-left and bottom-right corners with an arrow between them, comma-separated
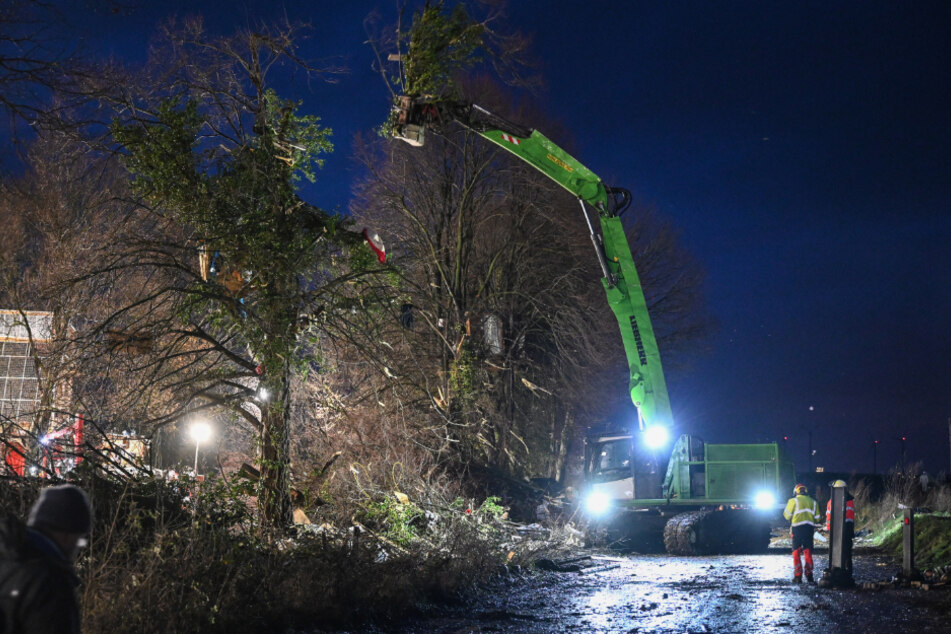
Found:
664,509 -> 772,555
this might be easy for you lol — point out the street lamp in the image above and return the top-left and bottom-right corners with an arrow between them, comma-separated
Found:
807,406 -> 815,473
899,436 -> 907,474
189,420 -> 212,475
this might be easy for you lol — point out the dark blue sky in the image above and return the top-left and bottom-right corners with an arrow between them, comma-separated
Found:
43,1 -> 951,474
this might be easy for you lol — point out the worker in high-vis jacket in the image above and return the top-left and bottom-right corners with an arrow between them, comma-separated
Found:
825,479 -> 855,575
784,483 -> 821,583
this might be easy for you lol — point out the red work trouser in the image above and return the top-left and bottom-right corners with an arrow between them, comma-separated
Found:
790,524 -> 815,578
792,547 -> 813,578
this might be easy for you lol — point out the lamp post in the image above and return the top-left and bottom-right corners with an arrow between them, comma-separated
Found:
873,439 -> 878,475
899,435 -> 907,474
189,420 -> 212,475
808,431 -> 814,473
807,406 -> 815,473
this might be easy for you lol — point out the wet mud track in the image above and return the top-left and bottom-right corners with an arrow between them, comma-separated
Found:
374,551 -> 951,633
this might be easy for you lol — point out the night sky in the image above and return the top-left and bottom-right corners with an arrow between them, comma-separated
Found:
21,1 -> 951,474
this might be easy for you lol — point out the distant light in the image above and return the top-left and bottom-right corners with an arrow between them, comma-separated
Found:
644,425 -> 669,449
189,420 -> 212,443
39,435 -> 49,446
257,387 -> 269,402
815,466 -> 825,473
584,491 -> 612,516
753,491 -> 777,510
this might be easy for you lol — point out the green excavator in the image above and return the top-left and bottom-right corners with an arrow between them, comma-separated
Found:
389,95 -> 794,554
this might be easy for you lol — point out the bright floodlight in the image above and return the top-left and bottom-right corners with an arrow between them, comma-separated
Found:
754,490 -> 777,510
189,420 -> 212,444
584,491 -> 612,516
189,420 -> 213,475
644,425 -> 669,449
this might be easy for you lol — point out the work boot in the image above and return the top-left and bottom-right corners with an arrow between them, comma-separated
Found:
793,576 -> 802,584
806,573 -> 814,583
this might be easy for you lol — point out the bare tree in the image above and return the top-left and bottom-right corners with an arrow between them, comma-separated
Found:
350,80 -> 711,482
0,133 -> 132,468
0,0 -> 120,142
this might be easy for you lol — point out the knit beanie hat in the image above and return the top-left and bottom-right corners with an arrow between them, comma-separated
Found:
27,484 -> 93,535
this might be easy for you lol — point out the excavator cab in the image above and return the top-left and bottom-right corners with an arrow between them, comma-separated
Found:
584,431 -> 664,500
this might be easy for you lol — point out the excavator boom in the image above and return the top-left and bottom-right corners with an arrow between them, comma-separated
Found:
391,95 -> 793,554
393,96 -> 671,430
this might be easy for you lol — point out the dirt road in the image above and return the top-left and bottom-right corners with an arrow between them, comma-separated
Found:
374,551 -> 951,633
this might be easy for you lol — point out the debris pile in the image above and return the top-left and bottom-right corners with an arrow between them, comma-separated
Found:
859,564 -> 951,591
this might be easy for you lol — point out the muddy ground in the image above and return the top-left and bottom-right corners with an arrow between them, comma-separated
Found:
346,548 -> 951,633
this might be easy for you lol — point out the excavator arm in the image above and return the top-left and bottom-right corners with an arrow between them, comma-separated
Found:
393,97 -> 672,432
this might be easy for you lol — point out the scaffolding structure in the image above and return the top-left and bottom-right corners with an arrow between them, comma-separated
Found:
0,310 -> 52,425
0,338 -> 40,423
0,310 -> 81,475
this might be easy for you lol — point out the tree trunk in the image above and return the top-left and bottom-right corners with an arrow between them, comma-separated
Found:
257,371 -> 292,531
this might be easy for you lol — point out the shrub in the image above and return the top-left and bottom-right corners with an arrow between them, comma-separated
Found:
925,484 -> 951,514
3,456 -> 574,632
852,466 -> 951,564
852,468 -> 924,538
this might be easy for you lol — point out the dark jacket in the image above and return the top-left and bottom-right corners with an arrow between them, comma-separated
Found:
0,514 -> 81,634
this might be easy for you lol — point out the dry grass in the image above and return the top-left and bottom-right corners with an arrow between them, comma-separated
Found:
851,465 -> 951,541
924,484 -> 951,514
851,471 -> 916,535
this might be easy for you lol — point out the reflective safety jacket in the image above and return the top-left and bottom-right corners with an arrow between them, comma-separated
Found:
825,496 -> 855,531
784,494 -> 820,527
